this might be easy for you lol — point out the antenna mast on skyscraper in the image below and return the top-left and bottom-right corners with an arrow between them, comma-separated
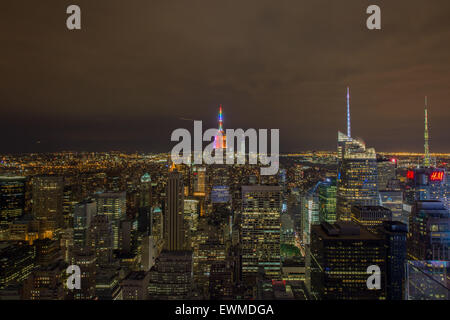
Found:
424,96 -> 431,167
218,104 -> 223,132
347,87 -> 351,137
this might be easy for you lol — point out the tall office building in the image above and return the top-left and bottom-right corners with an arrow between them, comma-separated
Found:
408,200 -> 450,261
193,166 -> 206,196
377,158 -> 396,190
0,176 -> 26,224
378,221 -> 407,300
301,191 -> 319,245
310,222 -> 386,300
423,96 -> 431,167
89,214 -> 114,267
336,132 -> 379,221
241,185 -> 281,282
164,169 -> 186,251
32,176 -> 64,237
318,178 -> 337,224
94,192 -> 126,250
138,173 -> 152,235
336,88 -> 379,221
148,168 -> 193,299
73,199 -> 96,248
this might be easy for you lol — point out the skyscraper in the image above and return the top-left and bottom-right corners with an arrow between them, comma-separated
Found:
148,168 -> 193,299
94,192 -> 126,250
301,190 -> 319,245
377,158 -> 396,190
336,88 -> 379,221
378,221 -> 407,300
0,176 -> 26,224
318,178 -> 337,224
89,214 -> 114,267
164,169 -> 186,251
32,176 -> 64,237
73,199 -> 96,248
336,132 -> 379,221
241,185 -> 281,282
310,222 -> 386,300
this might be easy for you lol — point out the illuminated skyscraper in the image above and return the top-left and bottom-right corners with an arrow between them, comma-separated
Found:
0,176 -> 26,225
336,132 -> 379,221
424,96 -> 431,167
310,222 -> 386,300
89,214 -> 114,267
193,166 -> 206,196
318,178 -> 337,224
73,199 -> 96,248
378,221 -> 407,300
301,190 -> 319,245
94,192 -> 126,250
214,104 -> 226,149
377,158 -> 396,190
241,185 -> 281,282
32,176 -> 64,237
336,88 -> 379,221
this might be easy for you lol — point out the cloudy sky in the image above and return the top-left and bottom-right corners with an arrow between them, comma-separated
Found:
1,0 -> 450,153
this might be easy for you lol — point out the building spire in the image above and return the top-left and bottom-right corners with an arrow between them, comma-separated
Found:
347,87 -> 351,137
215,104 -> 226,149
218,104 -> 223,132
424,96 -> 431,167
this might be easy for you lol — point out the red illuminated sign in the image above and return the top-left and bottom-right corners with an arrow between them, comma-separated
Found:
407,171 -> 414,179
430,171 -> 444,181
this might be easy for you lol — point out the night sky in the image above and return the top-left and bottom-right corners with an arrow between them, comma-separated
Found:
1,1 -> 450,153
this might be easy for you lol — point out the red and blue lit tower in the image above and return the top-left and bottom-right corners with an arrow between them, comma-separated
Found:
215,104 -> 226,149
